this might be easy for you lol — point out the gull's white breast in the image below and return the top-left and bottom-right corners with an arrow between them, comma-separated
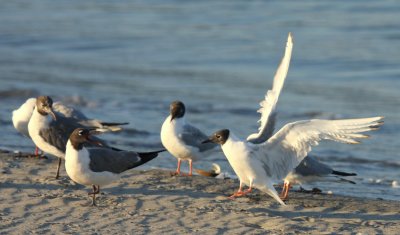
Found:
28,108 -> 65,159
161,116 -> 200,161
65,141 -> 118,187
222,136 -> 265,187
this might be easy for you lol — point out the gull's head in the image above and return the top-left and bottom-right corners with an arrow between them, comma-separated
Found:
69,128 -> 103,150
36,96 -> 56,120
170,100 -> 185,121
203,129 -> 230,145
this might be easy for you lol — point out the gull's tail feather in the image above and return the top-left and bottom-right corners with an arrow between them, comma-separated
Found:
259,185 -> 286,206
100,122 -> 129,132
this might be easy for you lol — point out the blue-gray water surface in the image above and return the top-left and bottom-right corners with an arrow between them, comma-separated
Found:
0,1 -> 399,201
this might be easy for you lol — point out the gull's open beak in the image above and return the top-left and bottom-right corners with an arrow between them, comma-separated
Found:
87,129 -> 105,146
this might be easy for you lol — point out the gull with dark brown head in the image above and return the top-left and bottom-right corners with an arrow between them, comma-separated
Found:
205,117 -> 383,205
12,97 -> 127,156
280,155 -> 357,200
203,33 -> 384,205
27,96 -> 117,178
66,128 -> 163,206
161,101 -> 217,176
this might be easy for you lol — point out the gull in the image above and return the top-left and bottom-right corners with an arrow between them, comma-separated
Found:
12,97 -> 127,156
202,33 -> 384,205
281,155 -> 357,200
161,101 -> 217,176
205,118 -> 383,205
66,128 -> 163,206
27,96 -> 122,178
243,33 -> 359,200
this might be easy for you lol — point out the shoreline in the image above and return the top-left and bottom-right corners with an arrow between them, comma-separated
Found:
1,150 -> 399,234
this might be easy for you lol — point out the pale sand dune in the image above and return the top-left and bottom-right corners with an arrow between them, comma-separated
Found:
0,150 -> 399,234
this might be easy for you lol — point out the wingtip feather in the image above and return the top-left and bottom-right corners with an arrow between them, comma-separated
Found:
287,32 -> 293,45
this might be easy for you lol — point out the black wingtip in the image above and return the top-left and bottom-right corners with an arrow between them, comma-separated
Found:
100,122 -> 129,126
332,170 -> 357,177
137,149 -> 166,164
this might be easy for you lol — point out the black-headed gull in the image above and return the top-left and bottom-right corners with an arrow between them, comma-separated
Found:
206,118 -> 383,205
12,97 -> 127,156
203,33 -> 384,205
280,155 -> 357,199
66,128 -> 163,206
161,101 -> 217,176
27,96 -> 120,178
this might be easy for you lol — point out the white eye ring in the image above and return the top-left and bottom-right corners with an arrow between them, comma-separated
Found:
78,130 -> 84,136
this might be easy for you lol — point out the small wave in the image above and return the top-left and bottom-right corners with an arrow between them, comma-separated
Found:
107,140 -> 163,150
226,108 -> 257,117
59,95 -> 98,108
0,89 -> 39,99
319,154 -> 400,169
120,128 -> 151,136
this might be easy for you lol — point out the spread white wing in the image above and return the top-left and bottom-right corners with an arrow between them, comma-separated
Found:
254,117 -> 383,181
247,32 -> 293,144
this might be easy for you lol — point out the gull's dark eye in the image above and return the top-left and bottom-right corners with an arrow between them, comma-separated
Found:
216,135 -> 221,139
78,130 -> 84,136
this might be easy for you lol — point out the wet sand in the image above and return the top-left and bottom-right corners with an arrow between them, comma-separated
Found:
0,150 -> 399,234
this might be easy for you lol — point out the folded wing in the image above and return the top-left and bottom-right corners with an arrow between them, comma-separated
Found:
88,148 -> 161,173
179,124 -> 217,152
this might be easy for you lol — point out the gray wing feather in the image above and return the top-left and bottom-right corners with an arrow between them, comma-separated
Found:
53,102 -> 88,120
54,102 -> 125,131
39,115 -> 108,152
293,156 -> 333,176
39,125 -> 68,152
53,102 -> 102,128
88,148 -> 141,173
180,124 -> 217,152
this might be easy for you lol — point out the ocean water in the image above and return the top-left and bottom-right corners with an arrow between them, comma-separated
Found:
0,1 -> 399,201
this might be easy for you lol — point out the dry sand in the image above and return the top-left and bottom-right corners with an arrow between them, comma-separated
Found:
1,150 -> 399,234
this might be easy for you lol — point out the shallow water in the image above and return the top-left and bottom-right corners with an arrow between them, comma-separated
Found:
0,1 -> 399,200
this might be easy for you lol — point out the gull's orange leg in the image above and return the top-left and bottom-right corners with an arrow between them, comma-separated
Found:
188,159 -> 193,176
280,182 -> 287,198
179,159 -> 194,176
280,182 -> 291,200
171,159 -> 182,176
243,185 -> 252,194
229,181 -> 245,199
229,181 -> 253,199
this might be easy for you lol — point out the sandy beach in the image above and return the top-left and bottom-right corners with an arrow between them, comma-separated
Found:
0,149 -> 399,234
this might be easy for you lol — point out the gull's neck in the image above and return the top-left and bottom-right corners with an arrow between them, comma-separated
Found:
30,106 -> 52,127
169,115 -> 186,125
